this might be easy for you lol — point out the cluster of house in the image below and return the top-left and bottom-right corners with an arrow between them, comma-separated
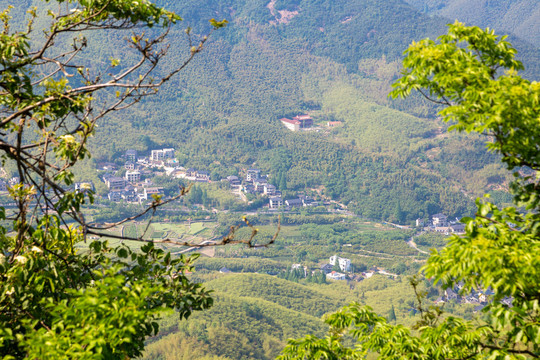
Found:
314,255 -> 375,281
434,282 -> 513,312
417,213 -> 466,234
229,168 -> 279,196
280,114 -> 314,131
96,148 -> 223,203
77,147 -> 320,210
102,173 -> 163,202
98,148 -> 178,203
223,167 -> 319,210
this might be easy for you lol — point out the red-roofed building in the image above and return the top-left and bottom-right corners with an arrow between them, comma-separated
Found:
280,114 -> 313,131
280,118 -> 301,131
292,114 -> 313,128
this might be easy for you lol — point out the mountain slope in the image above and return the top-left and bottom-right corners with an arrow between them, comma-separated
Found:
404,0 -> 540,48
6,0 -> 538,221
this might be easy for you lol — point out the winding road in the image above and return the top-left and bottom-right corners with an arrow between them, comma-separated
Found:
407,236 -> 429,255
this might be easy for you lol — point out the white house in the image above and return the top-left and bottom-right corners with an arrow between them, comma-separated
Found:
150,148 -> 175,162
125,170 -> 141,183
329,255 -> 351,272
432,213 -> 448,227
269,196 -> 283,209
264,184 -> 276,196
326,271 -> 347,281
246,168 -> 261,182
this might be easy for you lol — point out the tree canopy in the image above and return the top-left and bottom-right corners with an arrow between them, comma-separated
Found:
0,1 -> 228,358
280,22 -> 539,360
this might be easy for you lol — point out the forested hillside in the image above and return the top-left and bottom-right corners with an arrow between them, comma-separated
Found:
405,0 -> 540,48
142,273 -> 430,360
4,0 -> 538,222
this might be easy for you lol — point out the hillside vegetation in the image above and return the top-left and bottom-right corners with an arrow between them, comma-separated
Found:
405,0 -> 540,48
143,273 -> 424,360
3,0 -> 538,221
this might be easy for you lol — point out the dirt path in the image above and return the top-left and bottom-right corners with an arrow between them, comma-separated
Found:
407,236 -> 428,254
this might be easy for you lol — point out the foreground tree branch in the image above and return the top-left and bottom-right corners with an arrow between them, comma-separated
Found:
280,22 -> 540,360
0,1 -> 231,358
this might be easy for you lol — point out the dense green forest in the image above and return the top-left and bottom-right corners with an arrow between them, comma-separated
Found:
143,272 -> 479,360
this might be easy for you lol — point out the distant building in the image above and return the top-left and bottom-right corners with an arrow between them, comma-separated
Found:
445,288 -> 458,301
280,118 -> 301,131
150,148 -> 175,162
74,181 -> 95,194
254,178 -> 268,192
125,170 -> 141,183
121,189 -> 138,202
125,149 -> 137,162
196,170 -> 210,182
450,223 -> 466,233
302,197 -> 316,207
432,213 -> 448,227
264,184 -> 276,196
435,226 -> 451,234
416,218 -> 424,227
329,255 -> 351,272
246,168 -> 261,182
97,162 -> 117,171
143,187 -> 163,200
108,191 -> 122,202
293,114 -> 313,127
269,196 -> 283,209
185,168 -> 197,179
226,175 -> 241,186
326,271 -> 347,281
327,121 -> 342,127
320,263 -> 333,274
105,176 -> 125,191
285,198 -> 303,208
280,114 -> 313,131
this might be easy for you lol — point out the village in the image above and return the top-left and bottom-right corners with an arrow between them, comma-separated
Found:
73,137 -> 322,212
0,138 -> 467,236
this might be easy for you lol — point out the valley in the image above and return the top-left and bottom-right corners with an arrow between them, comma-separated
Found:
0,0 -> 537,358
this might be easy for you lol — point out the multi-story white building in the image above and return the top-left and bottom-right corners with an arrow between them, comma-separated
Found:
269,196 -> 283,209
150,148 -> 175,162
105,176 -> 126,191
125,170 -> 141,183
432,213 -> 448,227
264,184 -> 276,196
329,255 -> 351,272
246,168 -> 261,182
